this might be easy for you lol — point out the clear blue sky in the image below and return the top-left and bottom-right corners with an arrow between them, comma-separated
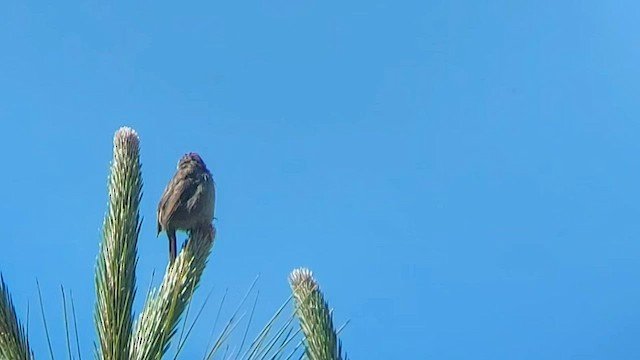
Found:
1,0 -> 639,359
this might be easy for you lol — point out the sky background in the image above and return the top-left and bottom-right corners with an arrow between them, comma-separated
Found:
1,0 -> 640,359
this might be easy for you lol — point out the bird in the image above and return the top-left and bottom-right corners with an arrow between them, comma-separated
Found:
157,152 -> 215,264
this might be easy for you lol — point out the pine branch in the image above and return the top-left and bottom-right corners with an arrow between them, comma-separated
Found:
289,268 -> 347,360
129,225 -> 215,360
94,127 -> 143,360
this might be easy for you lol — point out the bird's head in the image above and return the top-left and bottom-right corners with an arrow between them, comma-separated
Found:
177,152 -> 208,170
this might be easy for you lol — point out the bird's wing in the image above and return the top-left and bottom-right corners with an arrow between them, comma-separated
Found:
158,175 -> 198,229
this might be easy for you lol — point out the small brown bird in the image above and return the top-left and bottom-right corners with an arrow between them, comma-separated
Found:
157,152 -> 215,264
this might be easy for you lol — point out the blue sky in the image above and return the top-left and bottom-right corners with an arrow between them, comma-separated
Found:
1,0 -> 640,358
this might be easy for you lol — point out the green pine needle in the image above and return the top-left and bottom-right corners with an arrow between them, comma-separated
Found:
0,275 -> 34,360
